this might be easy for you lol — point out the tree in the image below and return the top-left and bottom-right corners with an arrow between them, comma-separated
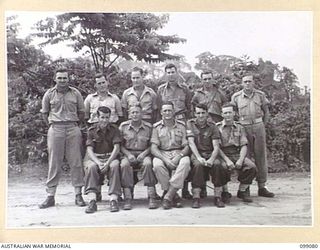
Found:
33,13 -> 186,73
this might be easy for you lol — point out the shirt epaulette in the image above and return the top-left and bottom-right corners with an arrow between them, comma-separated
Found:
176,119 -> 186,126
142,120 -> 152,128
187,118 -> 196,124
88,124 -> 98,131
153,120 -> 163,128
254,89 -> 266,96
232,90 -> 242,98
119,120 -> 130,129
215,121 -> 223,126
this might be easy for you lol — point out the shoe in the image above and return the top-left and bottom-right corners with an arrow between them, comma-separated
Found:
182,190 -> 192,200
118,196 -> 124,202
173,193 -> 183,208
39,196 -> 55,209
162,199 -> 172,210
123,199 -> 132,210
96,192 -> 102,202
85,200 -> 97,214
221,192 -> 232,204
237,190 -> 253,202
148,198 -> 158,209
75,194 -> 86,207
110,200 -> 119,212
192,198 -> 200,209
258,188 -> 275,198
200,188 -> 207,198
214,197 -> 225,208
245,186 -> 250,196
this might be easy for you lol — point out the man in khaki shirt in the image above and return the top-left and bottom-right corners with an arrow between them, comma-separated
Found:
231,75 -> 274,198
119,105 -> 158,210
151,101 -> 191,209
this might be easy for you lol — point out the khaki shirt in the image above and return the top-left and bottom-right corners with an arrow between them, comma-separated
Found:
186,119 -> 220,152
151,120 -> 188,151
84,92 -> 123,124
41,86 -> 84,124
157,82 -> 192,116
216,120 -> 248,148
119,120 -> 152,151
121,86 -> 157,120
86,123 -> 122,154
231,89 -> 268,122
191,87 -> 227,116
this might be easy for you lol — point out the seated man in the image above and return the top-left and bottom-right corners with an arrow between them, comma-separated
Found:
83,106 -> 122,213
215,103 -> 257,203
151,101 -> 191,210
119,105 -> 158,210
187,104 -> 230,208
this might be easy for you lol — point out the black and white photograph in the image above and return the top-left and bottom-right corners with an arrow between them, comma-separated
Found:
6,10 -> 312,230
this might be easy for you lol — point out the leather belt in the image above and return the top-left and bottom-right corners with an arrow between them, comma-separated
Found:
239,117 -> 263,125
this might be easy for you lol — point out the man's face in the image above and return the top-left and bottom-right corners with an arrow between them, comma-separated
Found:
242,75 -> 254,91
54,72 -> 69,88
161,104 -> 174,120
194,107 -> 208,124
98,112 -> 110,128
221,106 -> 235,122
131,71 -> 143,88
201,73 -> 216,87
95,76 -> 109,92
165,67 -> 178,83
129,107 -> 142,122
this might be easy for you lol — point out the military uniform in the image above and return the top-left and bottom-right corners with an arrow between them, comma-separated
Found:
157,82 -> 192,121
83,123 -> 122,197
119,120 -> 157,188
191,87 -> 227,123
231,89 -> 268,188
151,120 -> 191,191
84,92 -> 123,124
215,120 -> 256,186
186,119 -> 230,189
121,86 -> 158,124
41,86 -> 85,196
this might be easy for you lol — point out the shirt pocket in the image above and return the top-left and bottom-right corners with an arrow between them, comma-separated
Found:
238,101 -> 250,117
138,135 -> 150,149
49,98 -> 62,112
174,129 -> 184,144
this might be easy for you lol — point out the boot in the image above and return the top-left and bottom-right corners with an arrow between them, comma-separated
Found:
39,196 -> 55,209
147,186 -> 158,209
123,188 -> 132,210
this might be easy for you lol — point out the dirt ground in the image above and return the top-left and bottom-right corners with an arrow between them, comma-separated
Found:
6,166 -> 312,228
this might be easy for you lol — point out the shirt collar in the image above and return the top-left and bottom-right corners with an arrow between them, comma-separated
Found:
50,85 -> 71,93
164,81 -> 184,90
92,91 -> 112,97
128,120 -> 146,130
220,120 -> 237,128
241,89 -> 256,98
127,85 -> 150,96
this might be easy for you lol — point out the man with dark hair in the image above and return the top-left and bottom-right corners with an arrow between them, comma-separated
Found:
119,105 -> 158,210
84,73 -> 123,125
83,106 -> 122,213
157,63 -> 193,199
187,104 -> 230,208
121,67 -> 158,124
39,68 -> 86,209
215,103 -> 257,203
192,71 -> 227,123
151,101 -> 191,209
231,75 -> 274,198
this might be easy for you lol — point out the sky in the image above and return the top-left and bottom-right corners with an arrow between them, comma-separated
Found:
7,11 -> 312,87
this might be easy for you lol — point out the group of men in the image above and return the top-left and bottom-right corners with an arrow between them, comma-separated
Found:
39,63 -> 275,214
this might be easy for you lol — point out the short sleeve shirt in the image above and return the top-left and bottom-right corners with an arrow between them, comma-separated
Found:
231,89 -> 268,121
216,121 -> 248,148
119,120 -> 152,151
41,86 -> 85,124
186,119 -> 220,152
191,88 -> 227,116
121,86 -> 158,120
84,92 -> 123,124
86,123 -> 122,154
157,82 -> 192,115
151,120 -> 188,151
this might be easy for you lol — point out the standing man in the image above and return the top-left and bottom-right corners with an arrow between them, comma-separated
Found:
192,71 -> 227,123
84,73 -> 123,125
231,75 -> 274,197
39,68 -> 86,209
215,103 -> 257,203
151,101 -> 191,210
187,104 -> 230,208
83,106 -> 122,213
121,67 -> 158,124
157,63 -> 193,199
119,105 -> 158,210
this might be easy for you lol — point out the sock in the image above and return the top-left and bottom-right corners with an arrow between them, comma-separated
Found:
239,183 -> 249,192
214,186 -> 223,197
